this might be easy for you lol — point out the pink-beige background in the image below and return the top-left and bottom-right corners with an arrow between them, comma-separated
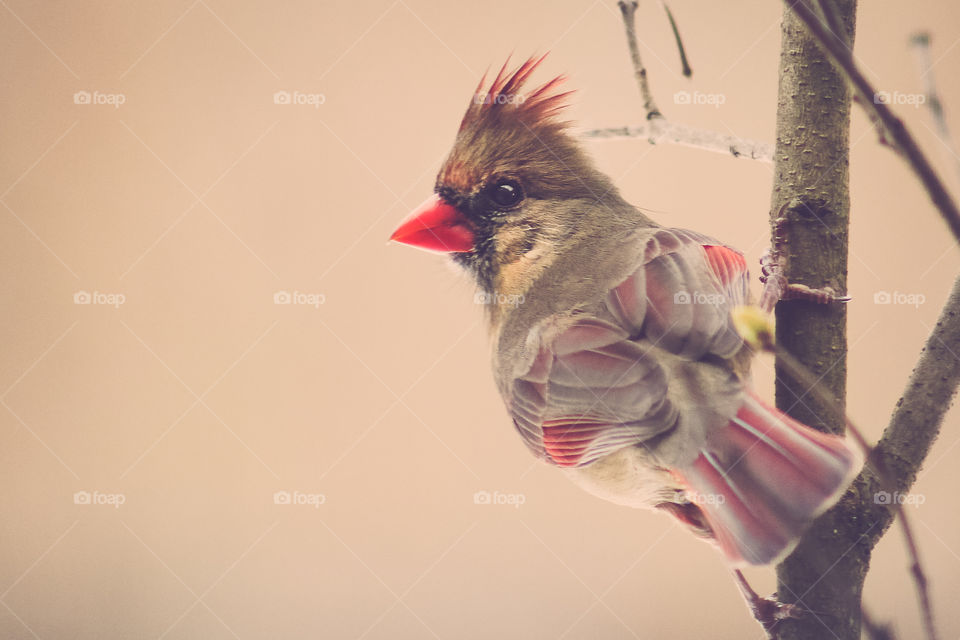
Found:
1,1 -> 959,638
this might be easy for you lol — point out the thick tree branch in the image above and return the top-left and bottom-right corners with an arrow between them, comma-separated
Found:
768,1 -> 858,639
773,2 -> 960,639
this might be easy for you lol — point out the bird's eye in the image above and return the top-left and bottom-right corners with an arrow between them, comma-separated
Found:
485,179 -> 524,209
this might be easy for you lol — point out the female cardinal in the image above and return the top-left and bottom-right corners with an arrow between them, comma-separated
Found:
390,56 -> 858,566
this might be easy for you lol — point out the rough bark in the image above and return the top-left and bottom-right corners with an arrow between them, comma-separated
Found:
872,274 -> 960,496
769,2 -> 863,639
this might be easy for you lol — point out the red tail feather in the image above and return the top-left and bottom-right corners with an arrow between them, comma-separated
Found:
673,391 -> 860,565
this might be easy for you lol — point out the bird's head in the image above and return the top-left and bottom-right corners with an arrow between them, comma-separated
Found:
390,55 -> 628,298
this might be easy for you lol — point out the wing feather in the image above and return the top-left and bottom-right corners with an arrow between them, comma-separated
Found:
505,228 -> 749,467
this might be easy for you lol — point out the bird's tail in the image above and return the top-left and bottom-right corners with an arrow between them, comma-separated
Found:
672,391 -> 860,566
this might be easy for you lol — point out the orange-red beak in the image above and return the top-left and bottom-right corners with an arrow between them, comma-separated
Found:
390,194 -> 475,253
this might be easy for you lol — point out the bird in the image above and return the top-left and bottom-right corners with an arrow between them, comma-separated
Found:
390,55 -> 859,569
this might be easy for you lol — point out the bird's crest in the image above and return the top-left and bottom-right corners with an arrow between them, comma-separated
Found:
440,54 -> 596,201
459,54 -> 573,133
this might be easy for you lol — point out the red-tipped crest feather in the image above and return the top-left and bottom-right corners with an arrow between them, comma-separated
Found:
439,54 -> 600,202
459,54 -> 572,132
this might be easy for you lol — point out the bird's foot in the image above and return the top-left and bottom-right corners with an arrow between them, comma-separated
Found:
732,570 -> 804,640
781,282 -> 851,305
758,217 -> 849,312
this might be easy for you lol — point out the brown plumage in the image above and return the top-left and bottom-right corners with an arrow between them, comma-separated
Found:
438,55 -> 643,310
391,56 -> 859,567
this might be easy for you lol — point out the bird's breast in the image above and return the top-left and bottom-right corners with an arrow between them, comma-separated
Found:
563,447 -> 680,509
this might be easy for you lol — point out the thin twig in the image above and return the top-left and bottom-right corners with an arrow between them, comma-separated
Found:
618,0 -> 663,121
911,32 -> 960,186
658,0 -> 692,77
579,123 -> 774,161
784,0 -> 960,244
607,1 -> 773,162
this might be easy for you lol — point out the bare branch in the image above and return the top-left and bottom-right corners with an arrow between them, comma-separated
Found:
602,1 -> 773,162
579,123 -> 774,161
911,32 -> 960,185
657,0 -> 692,77
785,0 -> 960,244
618,1 -> 663,122
867,266 -> 960,542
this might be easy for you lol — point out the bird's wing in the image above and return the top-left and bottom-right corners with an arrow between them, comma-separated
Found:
506,228 -> 749,467
605,228 -> 748,359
